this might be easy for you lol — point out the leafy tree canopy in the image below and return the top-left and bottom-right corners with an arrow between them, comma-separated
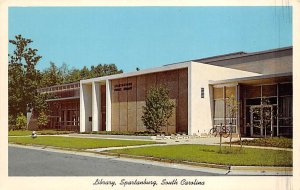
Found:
40,63 -> 123,87
9,34 -> 124,127
142,85 -> 175,133
9,35 -> 42,118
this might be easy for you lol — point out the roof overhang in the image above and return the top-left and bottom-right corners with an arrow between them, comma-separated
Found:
209,72 -> 292,86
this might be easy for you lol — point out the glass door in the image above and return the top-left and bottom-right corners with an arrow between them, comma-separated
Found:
250,106 -> 262,136
250,105 -> 273,137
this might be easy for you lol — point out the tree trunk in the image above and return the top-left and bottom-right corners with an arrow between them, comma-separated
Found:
219,134 -> 222,153
229,133 -> 232,150
229,124 -> 232,151
239,133 -> 243,149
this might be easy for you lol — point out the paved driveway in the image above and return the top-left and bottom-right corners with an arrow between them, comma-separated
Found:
9,146 -> 220,176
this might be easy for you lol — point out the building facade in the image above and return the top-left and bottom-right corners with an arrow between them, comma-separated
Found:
37,82 -> 80,131
37,47 -> 293,137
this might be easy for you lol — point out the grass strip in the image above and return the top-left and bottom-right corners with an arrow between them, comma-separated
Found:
108,144 -> 292,166
8,130 -> 75,136
9,136 -> 156,149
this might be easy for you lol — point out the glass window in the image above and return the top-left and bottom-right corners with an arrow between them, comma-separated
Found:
225,86 -> 236,98
213,87 -> 223,99
246,98 -> 261,105
262,85 -> 277,97
279,83 -> 292,96
279,96 -> 292,118
278,96 -> 292,127
246,86 -> 261,98
214,99 -> 224,118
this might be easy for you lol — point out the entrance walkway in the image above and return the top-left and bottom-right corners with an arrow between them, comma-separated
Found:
68,134 -> 292,152
68,133 -> 153,140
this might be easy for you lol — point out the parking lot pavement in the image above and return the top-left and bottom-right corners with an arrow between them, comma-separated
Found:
9,146 -> 221,176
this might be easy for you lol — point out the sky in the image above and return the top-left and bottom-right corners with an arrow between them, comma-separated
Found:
8,6 -> 292,72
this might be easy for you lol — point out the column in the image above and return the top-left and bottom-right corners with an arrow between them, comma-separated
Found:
80,83 -> 92,132
92,82 -> 100,132
106,80 -> 112,131
80,83 -> 86,132
187,63 -> 192,135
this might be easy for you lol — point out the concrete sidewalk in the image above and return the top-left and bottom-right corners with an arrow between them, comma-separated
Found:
68,134 -> 292,151
68,133 -> 154,140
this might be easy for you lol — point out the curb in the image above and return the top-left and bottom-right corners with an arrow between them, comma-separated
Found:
9,143 -> 292,174
230,166 -> 293,171
97,151 -> 230,170
95,151 -> 292,172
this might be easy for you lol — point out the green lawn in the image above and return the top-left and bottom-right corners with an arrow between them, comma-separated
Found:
8,130 -> 75,136
8,136 -> 156,149
108,144 -> 292,166
228,137 -> 292,148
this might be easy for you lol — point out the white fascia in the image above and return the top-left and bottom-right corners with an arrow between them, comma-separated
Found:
80,62 -> 190,84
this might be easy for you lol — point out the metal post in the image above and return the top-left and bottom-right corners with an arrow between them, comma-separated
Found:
277,83 -> 279,137
236,84 -> 239,136
223,86 -> 226,128
271,106 -> 273,137
260,85 -> 263,137
250,107 -> 253,136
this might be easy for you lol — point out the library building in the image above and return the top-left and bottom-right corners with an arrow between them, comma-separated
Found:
34,46 -> 292,137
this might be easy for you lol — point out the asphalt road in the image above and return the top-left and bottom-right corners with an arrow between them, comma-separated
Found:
9,147 -> 219,176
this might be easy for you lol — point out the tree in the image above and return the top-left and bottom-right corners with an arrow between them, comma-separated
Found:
8,35 -> 124,130
59,63 -> 70,82
226,95 -> 240,149
37,111 -> 48,129
33,93 -> 52,114
40,62 -> 124,84
9,35 -> 42,122
88,64 -> 123,79
64,68 -> 81,83
80,66 -> 90,79
142,85 -> 175,133
40,62 -> 63,87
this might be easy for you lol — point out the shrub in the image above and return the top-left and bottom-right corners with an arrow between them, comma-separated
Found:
8,115 -> 16,131
15,113 -> 27,130
229,137 -> 292,148
37,111 -> 48,129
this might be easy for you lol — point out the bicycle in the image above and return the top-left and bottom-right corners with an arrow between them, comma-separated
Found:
221,125 -> 231,138
209,126 -> 219,137
209,123 -> 231,138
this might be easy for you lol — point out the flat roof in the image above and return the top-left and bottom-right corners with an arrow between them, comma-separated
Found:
193,46 -> 292,63
38,81 -> 80,93
165,46 -> 292,66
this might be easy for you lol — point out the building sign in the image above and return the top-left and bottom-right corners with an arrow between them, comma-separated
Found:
114,82 -> 132,91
